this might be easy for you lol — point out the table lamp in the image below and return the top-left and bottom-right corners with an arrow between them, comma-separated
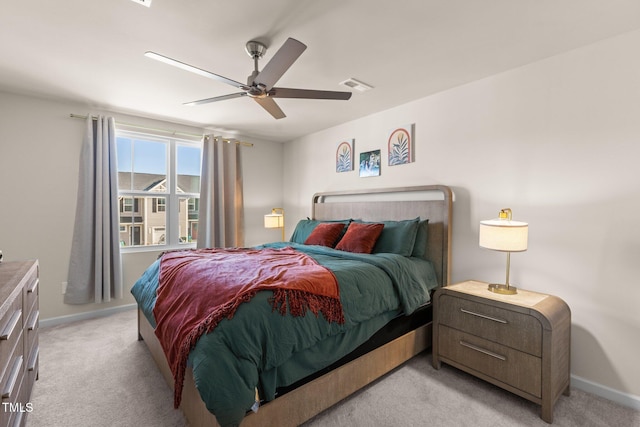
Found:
479,208 -> 528,295
264,208 -> 285,241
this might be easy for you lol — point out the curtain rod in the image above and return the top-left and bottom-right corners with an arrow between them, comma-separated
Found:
69,113 -> 253,147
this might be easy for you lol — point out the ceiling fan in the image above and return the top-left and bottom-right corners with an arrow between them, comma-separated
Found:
145,37 -> 352,119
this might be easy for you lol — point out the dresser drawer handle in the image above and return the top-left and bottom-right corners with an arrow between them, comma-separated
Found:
0,310 -> 22,340
460,308 -> 507,324
2,356 -> 23,399
13,411 -> 24,427
28,346 -> 39,372
27,310 -> 39,331
27,278 -> 39,294
460,340 -> 507,361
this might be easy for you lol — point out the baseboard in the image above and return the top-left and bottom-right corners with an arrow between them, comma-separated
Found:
571,374 -> 640,411
40,303 -> 137,328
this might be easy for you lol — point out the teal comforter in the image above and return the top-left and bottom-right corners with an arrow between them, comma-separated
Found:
131,242 -> 438,427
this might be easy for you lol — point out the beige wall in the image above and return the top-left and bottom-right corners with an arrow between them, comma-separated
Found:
282,30 -> 640,403
0,91 -> 283,321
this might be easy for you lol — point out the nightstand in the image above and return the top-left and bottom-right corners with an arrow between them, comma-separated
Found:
432,280 -> 571,423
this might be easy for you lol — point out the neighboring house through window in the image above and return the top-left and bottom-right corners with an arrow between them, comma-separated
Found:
116,130 -> 202,249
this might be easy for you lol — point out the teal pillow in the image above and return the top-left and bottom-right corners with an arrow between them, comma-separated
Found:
371,217 -> 420,256
290,219 -> 351,243
411,219 -> 429,258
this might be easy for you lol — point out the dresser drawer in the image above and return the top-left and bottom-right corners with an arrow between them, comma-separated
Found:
24,309 -> 38,368
0,297 -> 22,379
0,348 -> 24,404
22,275 -> 38,324
439,325 -> 542,397
438,294 -> 542,356
26,343 -> 38,389
0,352 -> 25,427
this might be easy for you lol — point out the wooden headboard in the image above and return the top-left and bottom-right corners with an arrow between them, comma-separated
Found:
312,185 -> 453,287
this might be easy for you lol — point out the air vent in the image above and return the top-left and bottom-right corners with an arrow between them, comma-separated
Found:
339,78 -> 373,92
130,0 -> 152,6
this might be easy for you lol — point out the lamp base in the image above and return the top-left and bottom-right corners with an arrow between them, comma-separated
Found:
487,283 -> 518,295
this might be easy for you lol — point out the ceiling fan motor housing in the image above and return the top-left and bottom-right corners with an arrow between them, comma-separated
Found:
247,84 -> 268,98
245,41 -> 267,59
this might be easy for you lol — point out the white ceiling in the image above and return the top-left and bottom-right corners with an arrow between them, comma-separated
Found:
2,0 -> 640,142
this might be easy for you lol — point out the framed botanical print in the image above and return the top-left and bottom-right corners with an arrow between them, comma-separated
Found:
388,124 -> 414,166
336,139 -> 355,172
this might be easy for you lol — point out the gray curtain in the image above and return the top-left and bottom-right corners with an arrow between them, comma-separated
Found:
65,115 -> 123,304
197,135 -> 244,248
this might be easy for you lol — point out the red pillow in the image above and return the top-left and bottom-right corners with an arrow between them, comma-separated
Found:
335,222 -> 384,254
304,222 -> 347,247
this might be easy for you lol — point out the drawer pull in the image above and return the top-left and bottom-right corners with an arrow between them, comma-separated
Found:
460,308 -> 507,324
27,310 -> 39,331
28,346 -> 39,372
0,310 -> 22,340
460,340 -> 507,361
2,356 -> 23,399
27,278 -> 39,294
13,411 -> 24,427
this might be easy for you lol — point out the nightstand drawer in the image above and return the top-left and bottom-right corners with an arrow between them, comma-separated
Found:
439,325 -> 542,397
438,294 -> 542,356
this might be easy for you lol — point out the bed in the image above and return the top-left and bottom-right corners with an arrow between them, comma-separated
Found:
133,185 -> 453,427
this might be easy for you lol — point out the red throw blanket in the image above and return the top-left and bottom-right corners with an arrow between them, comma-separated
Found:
153,247 -> 345,408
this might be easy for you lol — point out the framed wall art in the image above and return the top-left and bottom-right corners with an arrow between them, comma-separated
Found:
388,123 -> 415,166
359,149 -> 381,177
336,139 -> 355,172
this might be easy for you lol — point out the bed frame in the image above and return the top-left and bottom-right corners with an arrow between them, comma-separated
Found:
137,185 -> 452,427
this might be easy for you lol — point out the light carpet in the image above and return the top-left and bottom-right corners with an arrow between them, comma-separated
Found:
27,308 -> 639,427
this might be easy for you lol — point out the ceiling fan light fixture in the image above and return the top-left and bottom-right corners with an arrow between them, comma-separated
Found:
340,78 -> 373,92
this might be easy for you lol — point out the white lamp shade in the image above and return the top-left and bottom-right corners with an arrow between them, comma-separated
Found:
479,219 -> 528,252
264,214 -> 284,229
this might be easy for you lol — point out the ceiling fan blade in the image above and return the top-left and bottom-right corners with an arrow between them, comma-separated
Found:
254,97 -> 286,119
145,51 -> 247,89
270,87 -> 352,100
184,92 -> 247,106
253,38 -> 306,90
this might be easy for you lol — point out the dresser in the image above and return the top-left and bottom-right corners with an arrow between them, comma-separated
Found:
432,281 -> 570,423
0,260 -> 39,427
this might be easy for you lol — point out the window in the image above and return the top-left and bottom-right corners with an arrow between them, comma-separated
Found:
152,197 -> 166,213
120,197 -> 139,213
116,131 -> 201,249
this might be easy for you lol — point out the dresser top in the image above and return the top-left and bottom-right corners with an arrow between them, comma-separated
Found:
0,260 -> 38,302
445,280 -> 549,308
